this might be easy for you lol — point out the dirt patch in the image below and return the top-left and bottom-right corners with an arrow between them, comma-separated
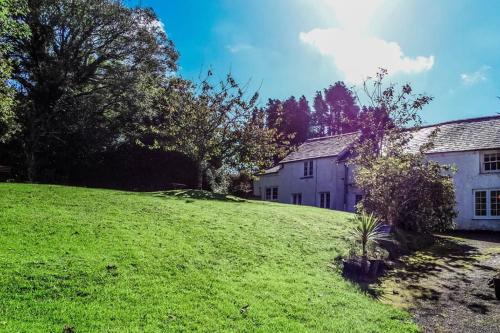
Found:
371,232 -> 500,333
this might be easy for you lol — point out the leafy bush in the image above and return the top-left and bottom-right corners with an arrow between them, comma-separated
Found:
355,152 -> 457,233
228,171 -> 254,198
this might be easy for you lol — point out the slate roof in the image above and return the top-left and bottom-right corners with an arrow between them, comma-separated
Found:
407,115 -> 500,154
259,115 -> 500,174
280,132 -> 359,163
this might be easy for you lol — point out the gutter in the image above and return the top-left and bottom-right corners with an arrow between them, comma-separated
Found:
423,147 -> 500,156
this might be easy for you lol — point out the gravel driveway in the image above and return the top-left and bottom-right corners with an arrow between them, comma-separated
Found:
373,232 -> 500,333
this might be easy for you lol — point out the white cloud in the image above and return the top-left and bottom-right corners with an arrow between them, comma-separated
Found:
299,0 -> 434,83
300,28 -> 434,83
225,43 -> 254,54
460,66 -> 490,85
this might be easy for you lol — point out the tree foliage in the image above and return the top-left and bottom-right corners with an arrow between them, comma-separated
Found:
311,82 -> 360,137
5,0 -> 177,180
263,82 -> 360,148
0,0 -> 29,142
259,99 -> 294,164
262,95 -> 311,151
354,69 -> 432,159
284,95 -> 311,145
148,73 -> 282,190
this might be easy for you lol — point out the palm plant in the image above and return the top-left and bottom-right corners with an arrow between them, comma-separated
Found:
350,213 -> 386,272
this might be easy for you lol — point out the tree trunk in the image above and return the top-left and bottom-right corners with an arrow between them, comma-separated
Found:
196,160 -> 204,190
27,156 -> 36,182
361,239 -> 369,275
361,255 -> 369,275
25,144 -> 37,183
24,103 -> 44,183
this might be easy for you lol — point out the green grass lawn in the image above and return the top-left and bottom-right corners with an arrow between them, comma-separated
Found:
0,184 -> 418,332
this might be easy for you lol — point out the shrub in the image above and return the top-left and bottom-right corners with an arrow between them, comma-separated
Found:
355,152 -> 457,233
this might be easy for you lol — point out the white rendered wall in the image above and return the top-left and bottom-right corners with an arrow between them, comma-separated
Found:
428,150 -> 500,231
253,157 -> 347,209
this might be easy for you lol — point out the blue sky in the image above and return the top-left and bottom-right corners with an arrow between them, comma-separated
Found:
137,0 -> 500,124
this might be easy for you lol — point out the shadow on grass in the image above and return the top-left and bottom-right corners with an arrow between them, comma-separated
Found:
363,236 -> 481,303
152,189 -> 247,202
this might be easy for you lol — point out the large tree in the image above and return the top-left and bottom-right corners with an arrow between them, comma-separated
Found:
260,98 -> 294,164
311,90 -> 328,137
149,73 -> 281,190
0,0 -> 29,143
282,95 -> 311,146
323,81 -> 360,135
5,0 -> 177,181
263,95 -> 311,149
309,82 -> 360,137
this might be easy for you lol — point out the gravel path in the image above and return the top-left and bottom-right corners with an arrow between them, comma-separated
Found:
374,232 -> 500,333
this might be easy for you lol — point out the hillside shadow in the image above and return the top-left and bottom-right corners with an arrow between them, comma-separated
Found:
152,189 -> 247,202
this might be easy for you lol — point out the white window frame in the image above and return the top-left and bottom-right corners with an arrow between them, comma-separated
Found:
319,192 -> 331,209
481,150 -> 500,173
303,160 -> 314,177
473,189 -> 500,219
265,187 -> 278,201
292,193 -> 302,205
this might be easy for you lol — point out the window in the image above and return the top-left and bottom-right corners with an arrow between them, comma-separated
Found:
292,193 -> 302,205
265,188 -> 271,200
491,190 -> 500,216
265,187 -> 278,201
319,192 -> 330,209
303,160 -> 313,177
483,151 -> 500,172
475,191 -> 487,216
474,189 -> 500,218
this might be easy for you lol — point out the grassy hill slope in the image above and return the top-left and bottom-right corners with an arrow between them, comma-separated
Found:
0,184 -> 418,332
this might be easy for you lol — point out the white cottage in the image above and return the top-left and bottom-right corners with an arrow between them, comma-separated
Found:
253,115 -> 500,231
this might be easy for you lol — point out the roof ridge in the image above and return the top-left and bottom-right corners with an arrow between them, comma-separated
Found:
305,115 -> 500,140
419,114 -> 500,129
305,131 -> 359,142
